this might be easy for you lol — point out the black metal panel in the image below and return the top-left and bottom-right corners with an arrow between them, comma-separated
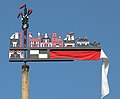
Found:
9,58 -> 74,62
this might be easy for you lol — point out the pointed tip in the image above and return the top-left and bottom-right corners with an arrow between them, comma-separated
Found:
19,4 -> 26,9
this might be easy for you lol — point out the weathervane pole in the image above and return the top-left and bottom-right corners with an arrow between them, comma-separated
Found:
22,62 -> 29,99
17,4 -> 32,99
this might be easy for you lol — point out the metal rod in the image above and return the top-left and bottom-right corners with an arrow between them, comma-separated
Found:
24,29 -> 27,48
9,47 -> 101,50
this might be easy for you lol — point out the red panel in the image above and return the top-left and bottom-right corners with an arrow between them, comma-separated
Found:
50,51 -> 101,60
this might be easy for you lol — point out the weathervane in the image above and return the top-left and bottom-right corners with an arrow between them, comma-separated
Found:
9,4 -> 109,99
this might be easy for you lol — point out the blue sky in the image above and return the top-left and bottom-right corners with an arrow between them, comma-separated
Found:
0,0 -> 120,99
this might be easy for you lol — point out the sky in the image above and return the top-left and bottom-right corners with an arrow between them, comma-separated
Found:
0,0 -> 120,99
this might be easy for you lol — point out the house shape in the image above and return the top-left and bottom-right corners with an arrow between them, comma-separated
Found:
77,38 -> 89,46
29,32 -> 41,47
40,33 -> 52,47
10,32 -> 22,47
52,32 -> 63,47
63,32 -> 76,47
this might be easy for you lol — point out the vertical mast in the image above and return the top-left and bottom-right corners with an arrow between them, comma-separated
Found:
17,4 -> 33,99
22,63 -> 29,99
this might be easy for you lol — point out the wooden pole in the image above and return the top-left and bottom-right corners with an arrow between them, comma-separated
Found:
22,63 -> 29,99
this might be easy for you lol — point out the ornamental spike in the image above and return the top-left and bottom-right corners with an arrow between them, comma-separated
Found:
19,4 -> 26,9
